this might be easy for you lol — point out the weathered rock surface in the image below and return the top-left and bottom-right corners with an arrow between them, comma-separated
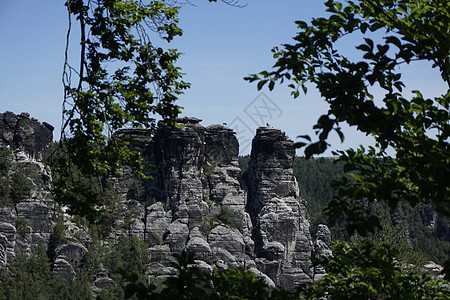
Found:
418,202 -> 450,242
2,111 -> 449,292
0,112 -> 317,290
0,112 -> 56,266
105,120 -> 316,289
313,224 -> 332,280
243,127 -> 313,289
0,111 -> 53,161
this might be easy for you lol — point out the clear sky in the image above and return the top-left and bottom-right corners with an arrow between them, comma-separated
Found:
0,1 -> 446,155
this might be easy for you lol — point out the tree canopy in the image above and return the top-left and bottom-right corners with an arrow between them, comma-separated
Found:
246,0 -> 449,236
52,0 -> 242,220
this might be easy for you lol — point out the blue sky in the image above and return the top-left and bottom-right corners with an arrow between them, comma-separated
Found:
0,1 -> 446,155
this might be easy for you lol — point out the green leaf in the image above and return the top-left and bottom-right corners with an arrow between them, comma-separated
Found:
257,79 -> 268,90
297,134 -> 312,142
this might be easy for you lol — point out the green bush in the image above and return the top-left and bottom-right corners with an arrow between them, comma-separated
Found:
10,168 -> 32,203
0,148 -> 33,206
297,241 -> 450,299
0,242 -> 91,300
15,217 -> 29,238
201,205 -> 234,235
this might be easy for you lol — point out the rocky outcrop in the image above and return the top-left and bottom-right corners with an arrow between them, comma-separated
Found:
0,111 -> 53,161
104,119 -> 316,289
313,224 -> 332,280
2,111 -> 450,292
0,112 -> 55,266
418,202 -> 450,242
243,127 -> 313,289
0,113 -> 317,290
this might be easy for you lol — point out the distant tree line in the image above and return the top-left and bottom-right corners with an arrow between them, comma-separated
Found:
240,155 -> 449,265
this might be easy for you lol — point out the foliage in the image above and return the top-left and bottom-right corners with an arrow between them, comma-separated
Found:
395,201 -> 450,264
48,209 -> 67,259
10,167 -> 33,203
0,148 -> 12,206
217,204 -> 233,225
123,251 -> 291,299
0,235 -> 152,299
245,0 -> 449,235
0,147 -> 12,175
51,156 -> 106,221
95,179 -> 123,236
293,157 -> 347,238
297,240 -> 450,299
240,155 -> 345,236
52,0 -> 189,220
239,155 -> 449,264
130,175 -> 146,201
48,142 -> 122,225
246,0 -> 449,281
0,238 -> 446,299
0,242 -> 92,300
15,217 -> 29,239
122,247 -> 448,299
294,157 -> 449,265
0,147 -> 33,207
201,204 -> 234,235
350,208 -> 429,269
238,155 -> 251,174
203,161 -> 218,182
100,235 -> 152,298
53,0 -> 248,221
54,0 -> 249,221
200,217 -> 219,235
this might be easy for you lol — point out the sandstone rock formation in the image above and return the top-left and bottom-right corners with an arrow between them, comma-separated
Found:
105,118 -> 318,289
243,127 -> 313,288
0,111 -> 53,161
0,112 -> 322,291
312,224 -> 332,280
3,111 -> 450,294
0,112 -> 55,266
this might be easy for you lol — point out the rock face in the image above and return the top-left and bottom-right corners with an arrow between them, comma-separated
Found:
313,224 -> 332,280
108,119 -> 315,289
0,111 -> 54,161
244,127 -> 313,288
418,203 -> 450,242
0,113 -> 319,290
0,112 -> 55,266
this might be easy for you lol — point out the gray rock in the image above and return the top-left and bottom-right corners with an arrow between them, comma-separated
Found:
248,267 -> 276,289
186,228 -> 212,261
0,113 -> 324,291
166,219 -> 189,253
55,242 -> 88,263
149,244 -> 174,266
0,222 -> 16,262
16,201 -> 53,234
244,128 -> 313,288
312,225 -> 332,280
204,125 -> 239,165
53,257 -> 76,282
0,111 -> 53,160
0,233 -> 9,265
0,207 -> 16,224
145,203 -> 171,246
422,261 -> 444,277
92,269 -> 115,297
209,225 -> 245,266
